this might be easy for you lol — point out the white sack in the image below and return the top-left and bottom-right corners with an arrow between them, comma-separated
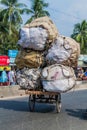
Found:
18,27 -> 48,51
16,68 -> 41,89
46,36 -> 80,67
26,16 -> 59,42
41,64 -> 76,93
18,27 -> 29,43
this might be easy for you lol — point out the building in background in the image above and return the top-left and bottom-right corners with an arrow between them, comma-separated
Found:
78,55 -> 87,68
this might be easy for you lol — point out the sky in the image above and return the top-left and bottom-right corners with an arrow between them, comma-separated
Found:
21,0 -> 87,37
1,0 -> 87,37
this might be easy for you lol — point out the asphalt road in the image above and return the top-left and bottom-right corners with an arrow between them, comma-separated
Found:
0,90 -> 87,130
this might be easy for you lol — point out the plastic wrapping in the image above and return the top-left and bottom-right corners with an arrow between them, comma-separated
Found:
46,36 -> 80,67
16,68 -> 41,89
41,64 -> 76,93
18,27 -> 48,51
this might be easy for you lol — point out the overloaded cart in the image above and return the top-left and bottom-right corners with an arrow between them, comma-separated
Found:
16,64 -> 76,113
25,89 -> 61,113
16,16 -> 80,113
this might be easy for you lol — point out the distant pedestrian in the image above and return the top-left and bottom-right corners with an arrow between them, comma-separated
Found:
8,67 -> 16,85
82,69 -> 87,80
1,68 -> 8,86
77,67 -> 84,79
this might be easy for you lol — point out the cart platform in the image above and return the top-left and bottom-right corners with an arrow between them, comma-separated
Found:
25,89 -> 62,113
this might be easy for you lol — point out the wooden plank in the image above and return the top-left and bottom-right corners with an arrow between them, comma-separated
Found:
25,90 -> 60,95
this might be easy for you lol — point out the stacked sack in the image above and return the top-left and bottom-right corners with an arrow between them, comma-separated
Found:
41,35 -> 80,92
41,64 -> 76,92
46,35 -> 80,67
16,16 -> 59,90
16,16 -> 80,92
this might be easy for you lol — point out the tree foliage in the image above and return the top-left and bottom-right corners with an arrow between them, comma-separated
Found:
0,0 -> 31,29
71,20 -> 87,54
0,21 -> 19,54
26,0 -> 50,23
0,0 -> 31,55
0,0 -> 50,55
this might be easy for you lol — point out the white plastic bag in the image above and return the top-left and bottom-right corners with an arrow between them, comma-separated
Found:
46,36 -> 80,67
41,64 -> 76,93
16,68 -> 41,89
18,27 -> 48,51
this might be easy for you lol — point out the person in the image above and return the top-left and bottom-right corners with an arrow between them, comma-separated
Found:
1,68 -> 8,86
82,69 -> 87,80
77,67 -> 84,79
8,67 -> 16,85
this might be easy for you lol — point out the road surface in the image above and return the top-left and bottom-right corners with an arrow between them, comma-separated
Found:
0,90 -> 87,130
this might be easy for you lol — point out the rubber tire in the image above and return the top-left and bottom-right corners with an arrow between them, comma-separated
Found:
28,95 -> 35,112
56,94 -> 61,113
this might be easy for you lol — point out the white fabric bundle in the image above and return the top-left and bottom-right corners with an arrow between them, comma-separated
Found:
16,68 -> 41,89
41,64 -> 76,93
27,16 -> 59,42
18,27 -> 48,51
16,16 -> 80,93
46,36 -> 80,67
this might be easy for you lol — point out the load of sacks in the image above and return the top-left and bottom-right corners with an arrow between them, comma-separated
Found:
16,16 -> 80,93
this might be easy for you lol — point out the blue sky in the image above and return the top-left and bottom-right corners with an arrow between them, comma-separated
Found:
21,0 -> 87,37
1,0 -> 87,36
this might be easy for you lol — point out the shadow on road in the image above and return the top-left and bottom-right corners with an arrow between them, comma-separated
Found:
66,108 -> 87,120
0,99 -> 29,112
0,99 -> 55,113
32,103 -> 55,113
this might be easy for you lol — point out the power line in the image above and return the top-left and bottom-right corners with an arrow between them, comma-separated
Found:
49,7 -> 83,20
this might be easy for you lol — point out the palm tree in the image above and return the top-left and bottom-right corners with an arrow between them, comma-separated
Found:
26,0 -> 50,23
0,8 -> 19,54
71,20 -> 87,54
0,0 -> 31,31
0,0 -> 31,54
0,20 -> 19,54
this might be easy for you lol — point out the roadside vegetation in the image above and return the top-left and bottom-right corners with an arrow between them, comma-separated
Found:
71,20 -> 87,54
0,0 -> 49,55
0,0 -> 87,55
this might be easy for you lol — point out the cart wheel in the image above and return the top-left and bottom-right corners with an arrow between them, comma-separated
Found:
28,94 -> 36,112
55,94 -> 61,113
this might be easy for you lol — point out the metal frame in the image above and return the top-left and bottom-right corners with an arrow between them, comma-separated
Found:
25,90 -> 61,113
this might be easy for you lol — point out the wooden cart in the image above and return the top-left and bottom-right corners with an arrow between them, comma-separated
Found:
25,90 -> 61,113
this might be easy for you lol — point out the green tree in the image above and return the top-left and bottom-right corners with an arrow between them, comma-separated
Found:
71,20 -> 87,54
0,21 -> 19,55
26,0 -> 50,23
0,0 -> 31,31
0,8 -> 19,54
0,0 -> 31,54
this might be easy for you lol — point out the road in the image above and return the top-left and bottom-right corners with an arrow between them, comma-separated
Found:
0,90 -> 87,130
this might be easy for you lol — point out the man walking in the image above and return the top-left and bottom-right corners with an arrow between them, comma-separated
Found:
8,67 -> 16,85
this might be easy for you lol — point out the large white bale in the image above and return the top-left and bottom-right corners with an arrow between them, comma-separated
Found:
41,64 -> 76,93
16,68 -> 41,89
18,27 -> 48,51
26,16 -> 59,42
46,36 -> 80,67
17,16 -> 59,51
